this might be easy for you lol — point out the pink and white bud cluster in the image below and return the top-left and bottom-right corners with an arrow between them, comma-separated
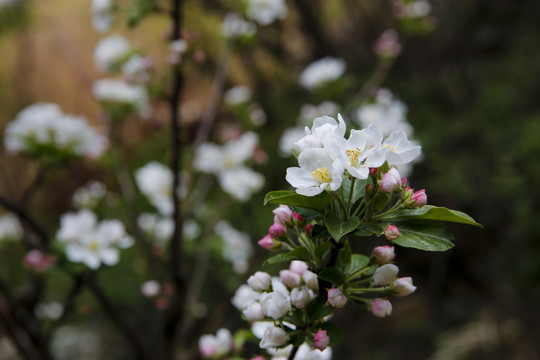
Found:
372,245 -> 396,264
281,261 -> 317,309
273,205 -> 304,226
199,328 -> 233,358
258,206 -> 305,251
381,167 -> 402,193
327,288 -> 347,308
22,250 -> 56,273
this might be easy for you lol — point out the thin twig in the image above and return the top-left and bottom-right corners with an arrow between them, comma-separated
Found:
288,345 -> 300,360
0,196 -> 49,247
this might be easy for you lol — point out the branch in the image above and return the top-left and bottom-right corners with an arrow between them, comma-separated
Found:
288,345 -> 299,360
0,196 -> 49,248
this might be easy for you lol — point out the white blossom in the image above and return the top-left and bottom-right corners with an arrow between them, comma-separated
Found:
224,85 -> 252,105
72,181 -> 107,209
92,78 -> 151,117
260,291 -> 291,319
0,213 -> 22,241
221,12 -> 256,38
94,34 -> 131,72
135,162 -> 174,215
137,213 -> 174,243
259,326 -> 288,349
215,221 -> 253,274
279,127 -> 305,156
219,167 -> 264,202
298,101 -> 340,126
382,130 -> 422,165
232,284 -> 261,311
199,328 -> 232,358
246,0 -> 288,25
91,0 -> 113,33
35,302 -> 63,320
299,57 -> 346,90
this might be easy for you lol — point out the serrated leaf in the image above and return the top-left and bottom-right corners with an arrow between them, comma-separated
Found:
346,254 -> 371,276
264,190 -> 332,212
355,221 -> 385,236
320,322 -> 344,347
391,221 -> 455,251
378,205 -> 482,227
318,267 -> 346,286
264,247 -> 310,265
324,214 -> 360,241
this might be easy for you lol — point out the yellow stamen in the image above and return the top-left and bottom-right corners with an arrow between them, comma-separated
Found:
312,167 -> 332,184
345,148 -> 362,166
89,241 -> 100,252
383,144 -> 396,152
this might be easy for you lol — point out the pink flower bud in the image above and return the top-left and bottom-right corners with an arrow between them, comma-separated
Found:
22,250 -> 55,273
243,301 -> 265,321
258,234 -> 274,249
247,271 -> 272,292
409,189 -> 427,208
372,246 -> 396,264
370,299 -> 392,318
313,329 -> 330,351
273,205 -> 293,225
369,167 -> 378,177
327,288 -> 347,308
401,177 -> 408,186
373,264 -> 399,285
392,277 -> 417,297
290,260 -> 309,275
303,271 -> 319,291
384,225 -> 400,241
373,29 -> 402,58
291,287 -> 310,309
381,167 -> 401,193
269,222 -> 286,239
304,223 -> 314,235
250,357 -> 265,360
292,212 -> 304,225
280,270 -> 301,288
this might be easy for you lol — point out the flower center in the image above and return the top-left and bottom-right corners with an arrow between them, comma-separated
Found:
345,148 -> 362,166
89,241 -> 100,252
383,144 -> 396,152
312,167 -> 332,184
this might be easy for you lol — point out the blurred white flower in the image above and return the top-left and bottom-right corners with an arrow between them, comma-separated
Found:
92,78 -> 151,117
72,181 -> 107,209
35,302 -> 63,320
221,12 -> 256,38
122,54 -> 152,84
0,213 -> 22,241
219,167 -> 264,202
232,284 -> 261,311
299,57 -> 346,90
91,0 -> 113,33
137,213 -> 174,243
199,328 -> 232,358
246,0 -> 288,25
56,210 -> 133,270
3,103 -> 107,159
169,39 -> 188,54
298,101 -> 340,126
294,343 -> 333,360
135,162 -> 174,216
140,280 -> 161,297
279,127 -> 305,156
215,221 -> 253,274
94,34 -> 131,72
224,85 -> 252,105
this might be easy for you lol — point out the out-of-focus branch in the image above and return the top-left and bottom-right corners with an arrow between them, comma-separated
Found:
288,345 -> 299,360
45,274 -> 83,339
20,166 -> 48,211
291,0 -> 333,58
0,196 -> 49,248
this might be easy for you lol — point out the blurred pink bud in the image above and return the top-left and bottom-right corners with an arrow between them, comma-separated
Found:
290,260 -> 309,275
373,29 -> 402,58
373,264 -> 399,285
384,225 -> 400,241
162,282 -> 174,296
369,167 -> 378,177
193,50 -> 206,63
280,270 -> 301,288
167,53 -> 181,65
381,168 -> 401,193
409,189 -> 427,208
372,245 -> 396,264
269,222 -> 286,239
258,234 -> 274,249
22,250 -> 55,273
292,212 -> 304,225
401,177 -> 408,186
273,205 -> 293,225
304,223 -> 314,235
243,301 -> 265,321
327,288 -> 347,308
155,297 -> 169,310
250,357 -> 265,360
370,299 -> 392,318
253,147 -> 268,164
290,287 -> 310,309
392,277 -> 417,297
247,271 -> 272,292
313,329 -> 330,351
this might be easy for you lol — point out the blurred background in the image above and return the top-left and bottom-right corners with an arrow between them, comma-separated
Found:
1,0 -> 540,359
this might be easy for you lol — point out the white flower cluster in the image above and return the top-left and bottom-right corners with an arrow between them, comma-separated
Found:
221,12 -> 256,39
279,101 -> 340,156
92,78 -> 151,118
246,0 -> 288,26
72,181 -> 107,209
286,114 -> 421,196
3,103 -> 107,159
91,0 -> 114,33
299,57 -> 346,91
198,328 -> 232,359
194,132 -> 264,201
224,85 -> 252,106
0,213 -> 22,241
56,210 -> 133,269
94,34 -> 131,73
215,221 -> 253,274
137,213 -> 174,244
135,162 -> 176,216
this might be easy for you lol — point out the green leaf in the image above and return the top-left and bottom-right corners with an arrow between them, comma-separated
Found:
318,267 -> 346,286
341,177 -> 370,204
264,190 -> 331,212
264,247 -> 310,265
346,254 -> 371,276
354,221 -> 385,236
324,214 -> 360,241
315,242 -> 332,263
336,240 -> 351,273
391,221 -> 455,251
320,322 -> 344,347
307,297 -> 335,322
378,205 -> 482,227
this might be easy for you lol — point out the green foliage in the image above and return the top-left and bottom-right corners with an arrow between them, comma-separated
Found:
324,214 -> 360,241
264,190 -> 332,212
390,221 -> 455,252
378,205 -> 482,227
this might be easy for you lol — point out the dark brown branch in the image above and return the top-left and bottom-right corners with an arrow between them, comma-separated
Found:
0,196 -> 49,248
288,345 -> 300,360
291,0 -> 333,58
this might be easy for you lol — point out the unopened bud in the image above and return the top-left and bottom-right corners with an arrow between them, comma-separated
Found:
381,168 -> 401,193
243,301 -> 265,321
290,260 -> 309,275
280,270 -> 301,288
273,205 -> 293,225
303,271 -> 319,291
372,245 -> 396,264
384,225 -> 400,241
401,186 -> 414,202
408,189 -> 427,208
327,288 -> 347,308
247,271 -> 272,292
292,212 -> 304,225
370,299 -> 392,318
369,167 -> 378,177
304,223 -> 314,235
313,329 -> 330,351
391,277 -> 417,297
269,222 -> 286,239
258,234 -> 274,250
290,287 -> 310,309
373,264 -> 399,285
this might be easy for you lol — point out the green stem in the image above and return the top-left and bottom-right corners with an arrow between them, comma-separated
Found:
346,177 -> 356,216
